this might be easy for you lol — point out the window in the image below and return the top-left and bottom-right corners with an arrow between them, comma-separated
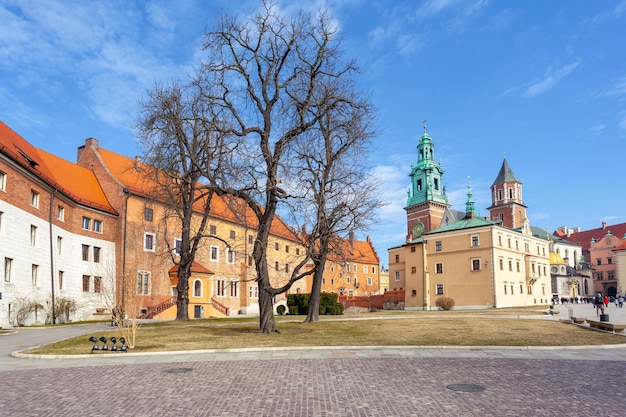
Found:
93,246 -> 101,263
367,277 -> 372,285
394,271 -> 400,281
435,263 -> 443,274
82,217 -> 91,230
248,235 -> 253,245
249,285 -> 258,299
144,208 -> 153,221
296,248 -> 300,255
285,245 -> 290,253
471,235 -> 479,247
82,244 -> 90,261
499,259 -> 504,270
435,241 -> 442,251
395,254 -> 400,263
597,272 -> 603,280
372,266 -> 376,274
57,236 -> 63,255
436,284 -> 444,295
210,246 -> 219,261
94,276 -> 102,293
519,284 -> 523,294
498,236 -> 502,246
82,275 -> 90,292
275,242 -> 279,250
608,258 -> 613,265
4,258 -> 12,282
504,284 -> 507,294
137,272 -> 150,294
516,261 -> 520,272
0,211 -> 3,235
31,264 -> 39,286
0,171 -> 5,191
597,259 -> 602,266
58,271 -> 64,289
230,280 -> 238,297
345,264 -> 350,272
275,261 -> 280,270
363,265 -> 368,273
193,280 -> 202,297
174,238 -> 182,254
209,225 -> 216,235
227,248 -> 236,264
508,260 -> 513,271
507,238 -> 511,248
346,276 -> 351,284
411,246 -> 416,253
217,278 -> 226,297
285,263 -> 290,273
93,220 -> 103,233
57,206 -> 64,221
471,258 -> 481,271
144,233 -> 155,251
608,272 -> 614,280
230,230 -> 235,239
515,241 -> 519,250
30,190 -> 40,208
30,225 -> 37,246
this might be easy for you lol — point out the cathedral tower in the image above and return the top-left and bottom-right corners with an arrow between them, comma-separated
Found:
487,158 -> 527,228
405,121 -> 449,240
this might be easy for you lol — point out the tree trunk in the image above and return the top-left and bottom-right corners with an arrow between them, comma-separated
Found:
304,259 -> 324,323
176,258 -> 191,321
258,285 -> 277,333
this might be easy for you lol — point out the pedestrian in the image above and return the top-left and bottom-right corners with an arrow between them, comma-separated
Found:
595,293 -> 605,317
618,295 -> 624,308
604,295 -> 609,309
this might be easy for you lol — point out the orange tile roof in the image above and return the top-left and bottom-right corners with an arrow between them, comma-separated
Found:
0,121 -> 117,215
168,261 -> 214,275
563,223 -> 626,254
97,146 -> 298,241
327,236 -> 380,265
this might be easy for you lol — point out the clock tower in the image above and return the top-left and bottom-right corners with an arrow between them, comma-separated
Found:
405,121 -> 450,241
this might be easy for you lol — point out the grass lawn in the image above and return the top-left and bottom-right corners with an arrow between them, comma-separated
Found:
24,310 -> 626,355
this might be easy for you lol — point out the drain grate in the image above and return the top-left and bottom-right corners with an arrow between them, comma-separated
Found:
446,383 -> 486,392
164,367 -> 194,374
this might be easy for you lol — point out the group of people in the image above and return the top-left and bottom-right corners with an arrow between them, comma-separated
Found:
594,293 -> 626,316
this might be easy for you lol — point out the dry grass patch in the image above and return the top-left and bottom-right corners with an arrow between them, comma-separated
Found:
26,317 -> 625,355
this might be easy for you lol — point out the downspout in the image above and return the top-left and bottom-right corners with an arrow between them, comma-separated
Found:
48,189 -> 57,324
490,228 -> 497,308
422,240 -> 429,311
121,189 -> 129,312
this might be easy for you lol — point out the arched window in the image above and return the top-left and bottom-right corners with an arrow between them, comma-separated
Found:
508,188 -> 513,198
498,189 -> 503,200
193,279 -> 202,297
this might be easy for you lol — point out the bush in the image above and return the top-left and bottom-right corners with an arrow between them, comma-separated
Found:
287,292 -> 343,315
276,305 -> 286,315
288,306 -> 299,315
435,297 -> 455,310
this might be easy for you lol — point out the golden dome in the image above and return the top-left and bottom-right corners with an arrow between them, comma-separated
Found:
550,252 -> 566,265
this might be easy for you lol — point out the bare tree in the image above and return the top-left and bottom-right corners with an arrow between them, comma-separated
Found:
192,2 -> 374,333
292,98 -> 382,323
136,81 -> 235,321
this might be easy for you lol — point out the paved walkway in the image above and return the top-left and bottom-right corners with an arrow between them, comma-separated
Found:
2,304 -> 626,416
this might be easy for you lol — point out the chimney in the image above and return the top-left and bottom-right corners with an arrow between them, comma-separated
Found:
134,156 -> 141,171
602,222 -> 607,229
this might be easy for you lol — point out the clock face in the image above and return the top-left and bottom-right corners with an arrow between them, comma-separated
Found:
412,221 -> 424,238
550,266 -> 558,274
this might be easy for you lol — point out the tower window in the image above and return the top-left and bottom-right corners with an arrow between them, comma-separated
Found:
508,188 -> 513,198
417,179 -> 422,191
434,178 -> 439,190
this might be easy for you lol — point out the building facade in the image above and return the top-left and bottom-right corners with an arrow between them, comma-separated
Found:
388,123 -> 550,310
0,122 -> 117,327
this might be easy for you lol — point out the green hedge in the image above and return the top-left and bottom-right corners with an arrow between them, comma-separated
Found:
287,293 -> 343,315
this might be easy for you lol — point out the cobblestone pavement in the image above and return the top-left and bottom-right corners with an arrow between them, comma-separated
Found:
1,303 -> 626,417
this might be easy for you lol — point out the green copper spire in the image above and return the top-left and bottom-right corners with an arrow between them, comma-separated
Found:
407,120 -> 448,206
465,177 -> 475,214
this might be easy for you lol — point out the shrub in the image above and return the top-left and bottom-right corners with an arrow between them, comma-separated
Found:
435,297 -> 455,310
288,306 -> 299,315
276,305 -> 286,315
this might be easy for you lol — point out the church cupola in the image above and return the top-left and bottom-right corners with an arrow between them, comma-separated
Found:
464,178 -> 475,219
405,121 -> 450,239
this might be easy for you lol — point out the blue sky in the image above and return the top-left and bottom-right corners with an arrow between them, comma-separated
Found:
1,0 -> 625,266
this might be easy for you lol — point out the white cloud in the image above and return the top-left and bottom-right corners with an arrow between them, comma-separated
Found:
523,59 -> 581,98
